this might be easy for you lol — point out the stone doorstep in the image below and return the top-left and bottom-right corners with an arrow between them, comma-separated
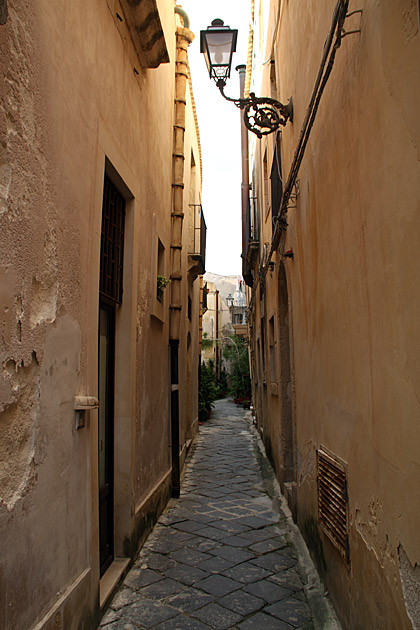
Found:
100,558 -> 131,610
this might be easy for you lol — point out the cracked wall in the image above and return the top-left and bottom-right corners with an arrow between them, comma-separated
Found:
0,0 -> 197,628
0,0 -> 59,512
0,3 -> 89,628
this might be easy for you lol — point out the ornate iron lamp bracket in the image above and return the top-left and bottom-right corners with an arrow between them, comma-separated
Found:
216,79 -> 293,138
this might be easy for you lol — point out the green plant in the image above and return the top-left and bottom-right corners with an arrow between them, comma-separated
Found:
199,360 -> 218,419
157,274 -> 171,290
216,367 -> 229,399
201,332 -> 213,350
223,335 -> 252,403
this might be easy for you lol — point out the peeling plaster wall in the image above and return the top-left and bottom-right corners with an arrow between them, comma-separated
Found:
0,0 -> 200,628
250,0 -> 420,628
0,0 -> 65,527
1,352 -> 40,510
0,314 -> 86,629
399,545 -> 420,629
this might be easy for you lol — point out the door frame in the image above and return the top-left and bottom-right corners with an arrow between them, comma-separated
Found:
88,126 -> 139,593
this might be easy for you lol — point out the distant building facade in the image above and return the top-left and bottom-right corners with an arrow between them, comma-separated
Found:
227,279 -> 247,340
0,2 -> 204,628
245,1 -> 420,628
201,273 -> 247,373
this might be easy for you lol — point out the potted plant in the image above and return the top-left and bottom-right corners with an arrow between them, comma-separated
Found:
157,274 -> 171,302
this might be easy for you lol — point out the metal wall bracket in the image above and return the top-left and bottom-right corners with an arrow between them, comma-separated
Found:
74,395 -> 99,430
342,8 -> 362,37
282,249 -> 294,260
341,29 -> 361,37
217,80 -> 293,138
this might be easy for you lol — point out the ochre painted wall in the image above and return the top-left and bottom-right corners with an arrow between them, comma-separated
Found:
249,1 -> 420,628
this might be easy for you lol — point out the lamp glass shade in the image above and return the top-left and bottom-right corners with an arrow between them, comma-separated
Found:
200,20 -> 238,81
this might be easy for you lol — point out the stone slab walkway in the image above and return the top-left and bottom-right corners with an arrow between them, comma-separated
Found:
99,399 -> 340,630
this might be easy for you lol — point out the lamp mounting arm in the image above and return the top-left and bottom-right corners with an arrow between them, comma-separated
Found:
216,79 -> 293,138
216,78 -> 247,107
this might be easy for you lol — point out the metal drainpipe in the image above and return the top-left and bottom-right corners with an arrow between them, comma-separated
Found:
236,64 -> 251,285
198,276 -> 204,421
174,6 -> 190,29
198,276 -> 204,362
170,15 -> 194,498
215,290 -> 220,381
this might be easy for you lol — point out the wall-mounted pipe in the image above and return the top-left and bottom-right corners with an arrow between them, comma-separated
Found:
248,0 -> 351,313
169,14 -> 194,497
237,64 -> 252,287
175,6 -> 190,29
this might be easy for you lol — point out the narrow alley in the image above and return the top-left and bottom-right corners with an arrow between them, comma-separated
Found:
99,400 -> 339,630
2,1 -> 420,628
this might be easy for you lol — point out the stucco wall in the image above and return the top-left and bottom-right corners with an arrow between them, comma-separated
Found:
0,0 -> 202,628
249,0 -> 420,628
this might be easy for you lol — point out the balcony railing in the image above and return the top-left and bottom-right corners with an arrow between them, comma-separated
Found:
202,282 -> 208,313
188,204 -> 206,277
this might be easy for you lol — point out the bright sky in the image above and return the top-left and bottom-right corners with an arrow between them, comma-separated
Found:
180,1 -> 251,276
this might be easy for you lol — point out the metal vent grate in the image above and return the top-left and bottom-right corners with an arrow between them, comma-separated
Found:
317,448 -> 349,563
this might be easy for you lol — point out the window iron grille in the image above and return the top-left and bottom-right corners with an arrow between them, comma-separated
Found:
100,175 -> 126,305
188,204 -> 207,275
190,204 -> 206,262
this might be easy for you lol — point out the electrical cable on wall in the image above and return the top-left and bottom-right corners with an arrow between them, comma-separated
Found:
248,0 -> 355,313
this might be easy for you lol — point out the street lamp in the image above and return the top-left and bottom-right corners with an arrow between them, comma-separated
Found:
226,293 -> 234,309
200,18 -> 238,83
200,19 -> 293,138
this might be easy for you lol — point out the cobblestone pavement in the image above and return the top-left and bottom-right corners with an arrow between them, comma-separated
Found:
99,399 -> 340,630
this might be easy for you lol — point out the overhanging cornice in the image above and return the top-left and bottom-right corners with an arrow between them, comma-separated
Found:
121,0 -> 170,68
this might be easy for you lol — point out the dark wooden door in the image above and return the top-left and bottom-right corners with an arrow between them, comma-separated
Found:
98,174 -> 125,576
98,303 -> 115,575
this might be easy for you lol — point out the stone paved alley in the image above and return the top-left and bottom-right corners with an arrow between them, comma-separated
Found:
99,400 -> 340,630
